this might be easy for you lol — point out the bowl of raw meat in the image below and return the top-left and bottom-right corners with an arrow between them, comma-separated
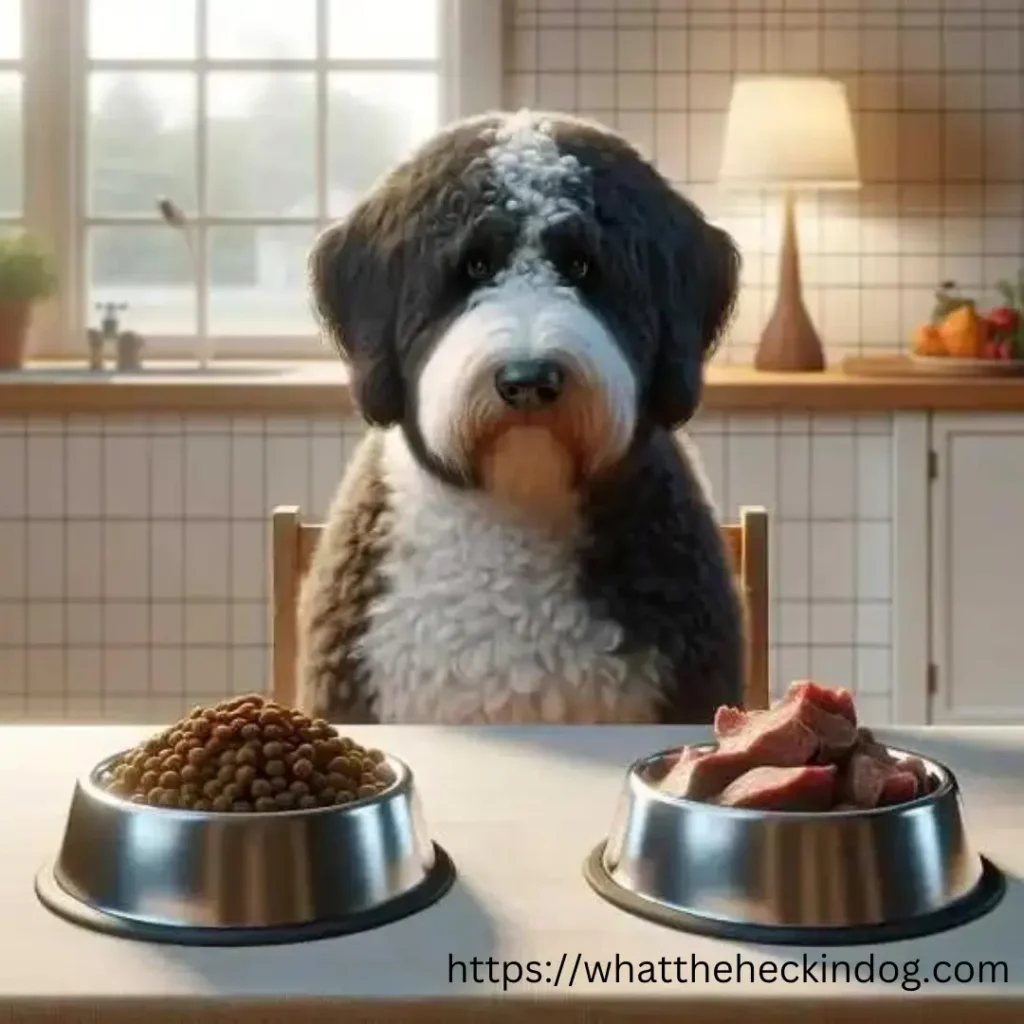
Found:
584,681 -> 1005,945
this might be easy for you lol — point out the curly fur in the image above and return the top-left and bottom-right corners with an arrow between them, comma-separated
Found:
296,110 -> 745,725
297,426 -> 743,724
296,433 -> 392,719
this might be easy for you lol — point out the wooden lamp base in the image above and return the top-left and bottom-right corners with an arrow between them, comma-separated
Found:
754,191 -> 826,373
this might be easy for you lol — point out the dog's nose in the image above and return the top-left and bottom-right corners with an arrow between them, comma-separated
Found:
494,359 -> 566,410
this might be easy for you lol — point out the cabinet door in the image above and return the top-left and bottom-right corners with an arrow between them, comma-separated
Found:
930,414 -> 1024,724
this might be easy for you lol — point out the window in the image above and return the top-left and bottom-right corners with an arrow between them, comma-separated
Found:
11,0 -> 501,357
0,0 -> 21,228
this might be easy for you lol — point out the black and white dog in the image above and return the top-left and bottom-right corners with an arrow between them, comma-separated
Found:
297,109 -> 745,724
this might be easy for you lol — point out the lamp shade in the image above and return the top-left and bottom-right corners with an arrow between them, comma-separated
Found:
718,76 -> 860,190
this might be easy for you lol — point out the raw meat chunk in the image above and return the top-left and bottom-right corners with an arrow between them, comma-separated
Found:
717,764 -> 837,812
656,680 -> 934,812
836,730 -> 931,808
660,680 -> 857,801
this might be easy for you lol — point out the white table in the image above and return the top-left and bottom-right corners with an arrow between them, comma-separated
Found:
1,724 -> 1022,1023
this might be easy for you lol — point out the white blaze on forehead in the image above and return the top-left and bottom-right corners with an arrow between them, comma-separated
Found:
414,111 -> 638,487
483,110 -> 587,285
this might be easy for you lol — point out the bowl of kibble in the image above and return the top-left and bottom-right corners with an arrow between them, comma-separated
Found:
35,694 -> 455,945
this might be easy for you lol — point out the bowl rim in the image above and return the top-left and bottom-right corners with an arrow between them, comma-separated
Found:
83,748 -> 411,820
629,743 -> 955,820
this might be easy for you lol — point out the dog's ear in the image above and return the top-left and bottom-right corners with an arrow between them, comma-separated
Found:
696,221 -> 742,356
308,198 -> 405,427
647,201 -> 741,430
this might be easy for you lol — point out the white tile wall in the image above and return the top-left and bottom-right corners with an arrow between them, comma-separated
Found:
689,412 -> 894,724
0,411 -> 894,723
507,0 -> 1024,364
0,415 -> 363,722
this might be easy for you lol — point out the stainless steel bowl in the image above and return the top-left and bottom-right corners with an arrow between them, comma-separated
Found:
584,745 -> 1004,945
36,750 -> 455,945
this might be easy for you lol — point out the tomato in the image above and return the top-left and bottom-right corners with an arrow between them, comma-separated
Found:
987,306 -> 1020,334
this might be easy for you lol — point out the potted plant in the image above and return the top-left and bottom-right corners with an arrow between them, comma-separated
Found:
0,231 -> 58,371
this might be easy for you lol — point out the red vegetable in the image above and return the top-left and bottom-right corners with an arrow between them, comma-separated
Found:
987,306 -> 1020,333
998,342 -> 1013,360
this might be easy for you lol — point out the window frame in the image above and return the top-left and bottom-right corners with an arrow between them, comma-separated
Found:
0,10 -> 22,234
18,0 -> 503,360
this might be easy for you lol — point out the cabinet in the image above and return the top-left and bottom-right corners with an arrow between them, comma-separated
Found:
929,414 -> 1024,724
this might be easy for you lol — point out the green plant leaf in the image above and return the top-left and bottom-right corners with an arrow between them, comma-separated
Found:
0,232 -> 58,304
995,280 -> 1017,307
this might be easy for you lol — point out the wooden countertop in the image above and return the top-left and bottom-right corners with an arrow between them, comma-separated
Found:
4,356 -> 1024,416
1,724 -> 1022,1023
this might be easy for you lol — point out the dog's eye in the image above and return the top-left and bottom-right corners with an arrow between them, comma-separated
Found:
567,256 -> 589,282
465,255 -> 492,281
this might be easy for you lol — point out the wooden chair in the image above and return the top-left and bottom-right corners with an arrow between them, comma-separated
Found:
270,504 -> 770,713
721,505 -> 770,710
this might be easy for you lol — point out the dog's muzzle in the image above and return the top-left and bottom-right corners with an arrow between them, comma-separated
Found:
494,358 -> 566,411
414,282 -> 638,485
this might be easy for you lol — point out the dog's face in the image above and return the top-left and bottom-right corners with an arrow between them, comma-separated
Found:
310,111 -> 740,508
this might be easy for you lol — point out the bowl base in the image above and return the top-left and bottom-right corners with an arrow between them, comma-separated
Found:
583,842 -> 1005,947
35,842 -> 456,947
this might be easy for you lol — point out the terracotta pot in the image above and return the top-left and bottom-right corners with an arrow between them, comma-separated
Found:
0,302 -> 31,371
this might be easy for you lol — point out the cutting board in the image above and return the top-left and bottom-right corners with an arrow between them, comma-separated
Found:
842,354 -> 1024,378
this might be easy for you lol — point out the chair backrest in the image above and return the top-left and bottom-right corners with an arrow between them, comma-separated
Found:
270,504 -> 770,713
722,506 -> 770,711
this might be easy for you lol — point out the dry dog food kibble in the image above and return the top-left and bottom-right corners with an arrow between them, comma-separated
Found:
97,694 -> 396,811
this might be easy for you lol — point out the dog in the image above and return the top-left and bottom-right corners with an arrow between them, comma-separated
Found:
296,109 -> 745,725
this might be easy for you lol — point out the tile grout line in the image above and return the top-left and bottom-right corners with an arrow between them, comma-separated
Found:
98,418 -> 107,717
227,422 -> 236,696
20,417 -> 27,716
61,417 -> 69,716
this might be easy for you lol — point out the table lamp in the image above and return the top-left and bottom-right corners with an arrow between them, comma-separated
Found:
718,76 -> 861,372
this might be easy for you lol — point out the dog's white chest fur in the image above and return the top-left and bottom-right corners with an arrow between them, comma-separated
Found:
358,431 -> 665,723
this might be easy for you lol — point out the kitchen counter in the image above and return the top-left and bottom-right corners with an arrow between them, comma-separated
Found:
4,356 -> 1024,415
1,724 -> 1022,1023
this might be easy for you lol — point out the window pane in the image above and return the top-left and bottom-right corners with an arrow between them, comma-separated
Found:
89,0 -> 196,60
208,226 -> 317,336
0,73 -> 20,216
207,0 -> 316,60
0,0 -> 20,60
328,72 -> 439,217
329,0 -> 439,60
88,73 -> 196,216
207,73 -> 316,217
88,227 -> 197,335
